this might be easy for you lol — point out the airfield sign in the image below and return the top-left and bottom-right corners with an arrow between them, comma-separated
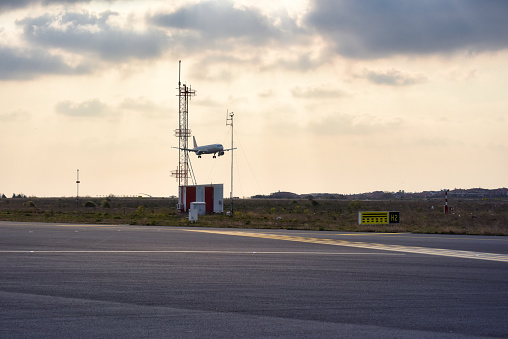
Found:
359,211 -> 400,225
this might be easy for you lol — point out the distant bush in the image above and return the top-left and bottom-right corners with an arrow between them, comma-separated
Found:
84,201 -> 97,208
26,201 -> 36,207
349,200 -> 361,212
101,200 -> 111,208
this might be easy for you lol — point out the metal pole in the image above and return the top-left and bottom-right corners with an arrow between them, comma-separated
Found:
226,111 -> 234,216
76,169 -> 80,205
231,112 -> 234,216
177,61 -> 182,209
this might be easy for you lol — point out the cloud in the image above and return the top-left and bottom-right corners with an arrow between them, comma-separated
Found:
0,110 -> 31,121
0,46 -> 90,80
442,68 -> 477,82
258,89 -> 275,98
41,0 -> 95,3
306,0 -> 508,59
149,2 -> 325,73
362,68 -> 427,86
18,10 -> 168,62
56,97 -> 171,119
119,97 -> 169,118
307,112 -> 403,135
55,99 -> 110,117
151,2 -> 274,40
149,1 -> 301,49
291,84 -> 347,99
0,0 -> 34,12
0,0 -> 95,13
264,52 -> 328,72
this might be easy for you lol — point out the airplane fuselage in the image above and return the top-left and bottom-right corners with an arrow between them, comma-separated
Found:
194,144 -> 225,158
173,136 -> 233,158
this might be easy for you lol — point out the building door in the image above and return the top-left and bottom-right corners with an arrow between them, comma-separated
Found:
185,186 -> 196,212
205,186 -> 214,214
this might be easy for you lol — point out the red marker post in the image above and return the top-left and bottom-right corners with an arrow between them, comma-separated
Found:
444,190 -> 449,214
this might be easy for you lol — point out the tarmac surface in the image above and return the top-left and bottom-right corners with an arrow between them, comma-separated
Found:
1,221 -> 507,338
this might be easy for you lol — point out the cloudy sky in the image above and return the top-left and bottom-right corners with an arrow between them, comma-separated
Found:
1,0 -> 507,198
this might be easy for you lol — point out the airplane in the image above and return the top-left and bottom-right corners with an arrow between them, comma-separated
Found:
173,136 -> 236,158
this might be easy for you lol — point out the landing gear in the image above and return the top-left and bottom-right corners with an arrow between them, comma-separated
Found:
213,155 -> 216,158
198,155 -> 202,158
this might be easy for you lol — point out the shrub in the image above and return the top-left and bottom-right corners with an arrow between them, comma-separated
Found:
136,205 -> 145,215
84,201 -> 97,208
26,201 -> 36,207
349,200 -> 361,212
101,200 -> 111,208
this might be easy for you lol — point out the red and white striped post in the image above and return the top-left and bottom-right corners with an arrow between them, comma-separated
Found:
444,190 -> 449,214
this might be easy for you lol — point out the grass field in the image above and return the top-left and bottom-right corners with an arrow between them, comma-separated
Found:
1,197 -> 507,235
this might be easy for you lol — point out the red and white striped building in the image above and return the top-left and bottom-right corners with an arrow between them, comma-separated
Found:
178,184 -> 224,214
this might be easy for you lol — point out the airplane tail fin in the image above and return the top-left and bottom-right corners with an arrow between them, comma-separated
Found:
193,136 -> 198,148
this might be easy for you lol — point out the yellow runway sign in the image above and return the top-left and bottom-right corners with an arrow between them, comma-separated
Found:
359,211 -> 400,224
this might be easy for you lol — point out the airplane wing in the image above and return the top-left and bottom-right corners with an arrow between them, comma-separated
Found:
221,147 -> 237,152
171,146 -> 197,153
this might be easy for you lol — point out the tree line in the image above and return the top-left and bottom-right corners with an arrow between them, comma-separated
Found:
0,193 -> 27,199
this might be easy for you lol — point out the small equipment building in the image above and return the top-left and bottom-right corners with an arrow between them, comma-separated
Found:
178,184 -> 224,214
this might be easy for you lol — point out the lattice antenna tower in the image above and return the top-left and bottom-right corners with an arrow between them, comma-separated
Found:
172,61 -> 196,188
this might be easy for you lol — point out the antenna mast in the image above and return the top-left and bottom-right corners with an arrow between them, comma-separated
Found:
226,110 -> 234,216
172,61 -> 196,206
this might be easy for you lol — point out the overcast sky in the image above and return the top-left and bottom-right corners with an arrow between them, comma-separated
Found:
1,0 -> 507,198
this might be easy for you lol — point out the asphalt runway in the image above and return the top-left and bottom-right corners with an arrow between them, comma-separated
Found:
1,222 -> 507,338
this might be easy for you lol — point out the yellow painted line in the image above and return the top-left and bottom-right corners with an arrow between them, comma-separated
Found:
333,233 -> 508,242
184,229 -> 508,263
334,233 -> 406,235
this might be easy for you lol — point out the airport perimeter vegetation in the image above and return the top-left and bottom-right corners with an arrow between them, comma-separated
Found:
1,189 -> 507,236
